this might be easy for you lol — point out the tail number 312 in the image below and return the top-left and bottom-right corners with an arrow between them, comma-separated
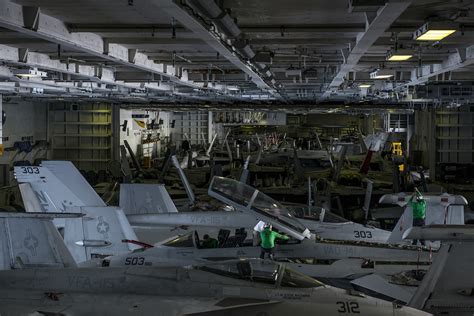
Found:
337,301 -> 360,314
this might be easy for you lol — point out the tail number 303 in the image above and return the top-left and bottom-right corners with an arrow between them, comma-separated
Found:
337,301 -> 360,313
354,231 -> 372,238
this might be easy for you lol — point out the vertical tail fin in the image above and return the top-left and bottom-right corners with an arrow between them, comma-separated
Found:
64,206 -> 138,263
0,213 -> 77,270
14,164 -> 96,214
381,193 -> 468,244
119,183 -> 178,215
15,161 -> 138,263
39,161 -> 107,206
362,179 -> 373,221
18,183 -> 44,213
171,155 -> 196,206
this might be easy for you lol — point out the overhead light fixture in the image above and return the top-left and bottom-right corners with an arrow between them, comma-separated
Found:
387,54 -> 412,61
359,84 -> 372,88
14,68 -> 47,78
413,22 -> 457,41
386,49 -> 413,61
370,69 -> 394,79
227,86 -> 240,91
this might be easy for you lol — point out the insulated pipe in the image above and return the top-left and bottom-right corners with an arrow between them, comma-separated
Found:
185,0 -> 241,39
185,0 -> 257,60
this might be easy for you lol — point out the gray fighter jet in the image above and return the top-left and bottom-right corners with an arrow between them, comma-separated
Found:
13,162 -> 467,306
15,162 -> 466,248
0,214 -> 428,316
406,225 -> 474,316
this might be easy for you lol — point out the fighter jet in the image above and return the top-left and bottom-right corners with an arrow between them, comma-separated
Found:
13,161 -> 467,306
15,161 -> 465,248
406,225 -> 474,316
0,214 -> 428,316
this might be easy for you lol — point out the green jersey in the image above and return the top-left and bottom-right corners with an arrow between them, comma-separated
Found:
260,228 -> 289,249
202,238 -> 218,248
410,199 -> 426,220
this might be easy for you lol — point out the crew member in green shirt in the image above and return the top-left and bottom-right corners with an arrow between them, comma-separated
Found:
409,188 -> 426,246
201,234 -> 218,248
259,224 -> 289,260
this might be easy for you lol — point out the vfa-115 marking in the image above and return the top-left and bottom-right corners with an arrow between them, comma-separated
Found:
0,214 -> 429,316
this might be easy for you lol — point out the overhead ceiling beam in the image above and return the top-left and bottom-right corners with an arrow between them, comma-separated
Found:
409,45 -> 474,85
0,0 -> 202,90
241,24 -> 366,33
321,0 -> 411,98
0,44 -> 237,102
149,0 -> 280,99
105,38 -> 205,45
67,24 -> 189,34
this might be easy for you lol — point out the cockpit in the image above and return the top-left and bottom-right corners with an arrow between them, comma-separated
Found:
290,206 -> 348,223
196,259 -> 324,289
162,229 -> 254,249
209,177 -> 311,239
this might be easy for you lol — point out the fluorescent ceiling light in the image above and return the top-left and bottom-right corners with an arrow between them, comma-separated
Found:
414,22 -> 457,41
416,30 -> 456,41
370,69 -> 394,79
387,54 -> 413,61
386,49 -> 413,61
373,75 -> 394,79
227,86 -> 240,91
13,68 -> 47,78
359,84 -> 372,88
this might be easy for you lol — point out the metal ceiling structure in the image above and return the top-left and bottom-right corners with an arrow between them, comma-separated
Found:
0,0 -> 473,108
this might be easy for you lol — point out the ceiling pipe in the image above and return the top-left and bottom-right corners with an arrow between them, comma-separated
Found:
185,0 -> 241,40
183,0 -> 280,94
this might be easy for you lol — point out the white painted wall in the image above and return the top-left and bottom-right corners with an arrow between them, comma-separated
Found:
119,109 -> 171,157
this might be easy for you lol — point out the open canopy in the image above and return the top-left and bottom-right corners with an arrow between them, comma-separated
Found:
208,177 -> 311,240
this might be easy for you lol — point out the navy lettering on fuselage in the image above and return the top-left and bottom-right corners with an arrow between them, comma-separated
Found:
67,276 -> 116,289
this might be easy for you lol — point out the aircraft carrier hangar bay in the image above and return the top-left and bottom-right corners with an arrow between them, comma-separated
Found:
0,0 -> 473,315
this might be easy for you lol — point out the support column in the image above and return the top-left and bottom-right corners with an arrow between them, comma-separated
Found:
208,111 -> 213,144
428,108 -> 437,180
111,103 -> 120,162
0,94 -> 3,156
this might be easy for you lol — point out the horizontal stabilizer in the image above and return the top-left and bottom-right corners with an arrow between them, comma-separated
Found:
379,192 -> 468,207
386,195 -> 465,244
0,212 -> 83,218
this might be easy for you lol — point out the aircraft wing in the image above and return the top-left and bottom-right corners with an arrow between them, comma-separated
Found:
183,298 -> 281,315
350,273 -> 416,304
409,226 -> 474,315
